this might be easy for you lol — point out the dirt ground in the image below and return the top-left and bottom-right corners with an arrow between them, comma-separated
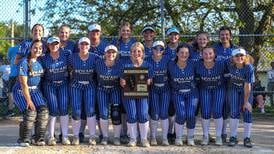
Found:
0,115 -> 273,154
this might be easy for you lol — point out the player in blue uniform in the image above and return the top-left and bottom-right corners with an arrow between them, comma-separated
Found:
168,44 -> 198,146
41,36 -> 70,145
213,26 -> 238,142
141,25 -> 156,59
190,31 -> 209,61
195,47 -> 227,146
147,41 -> 170,146
165,27 -> 181,60
12,40 -> 48,147
120,42 -> 153,147
78,23 -> 108,142
164,27 -> 182,143
58,24 -> 76,55
69,37 -> 98,145
95,45 -> 122,145
112,21 -> 136,142
227,48 -> 254,148
14,24 -> 47,65
112,21 -> 137,61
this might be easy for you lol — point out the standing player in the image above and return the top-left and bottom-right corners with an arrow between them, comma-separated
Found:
69,37 -> 97,145
213,26 -> 238,142
41,36 -> 70,145
120,42 -> 152,147
165,27 -> 181,143
165,27 -> 181,60
227,48 -> 254,148
58,24 -> 76,55
112,21 -> 136,61
95,45 -> 122,145
141,25 -> 156,59
12,40 -> 48,146
168,44 -> 198,146
112,21 -> 136,142
14,24 -> 47,65
147,41 -> 170,146
190,31 -> 210,61
195,47 -> 227,146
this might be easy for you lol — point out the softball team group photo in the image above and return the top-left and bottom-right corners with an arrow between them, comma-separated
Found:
9,21 -> 255,149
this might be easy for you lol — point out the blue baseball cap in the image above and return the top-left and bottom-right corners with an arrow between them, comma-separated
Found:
47,36 -> 60,44
166,27 -> 180,35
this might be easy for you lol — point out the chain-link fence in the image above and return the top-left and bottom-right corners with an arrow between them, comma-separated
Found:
0,0 -> 273,115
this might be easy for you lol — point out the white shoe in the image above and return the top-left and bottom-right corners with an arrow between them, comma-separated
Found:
187,137 -> 195,146
47,137 -> 57,146
150,138 -> 157,146
62,137 -> 71,145
175,138 -> 183,146
162,139 -> 169,146
113,137 -> 121,146
201,136 -> 209,145
127,138 -> 137,147
72,136 -> 79,145
89,137 -> 97,145
141,139 -> 150,147
215,136 -> 223,146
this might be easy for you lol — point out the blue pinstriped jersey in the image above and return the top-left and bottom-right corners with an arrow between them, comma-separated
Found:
89,39 -> 109,57
74,39 -> 109,57
164,45 -> 177,60
14,58 -> 44,88
213,42 -> 237,60
144,45 -> 153,59
95,58 -> 121,87
69,52 -> 98,82
42,51 -> 69,81
190,49 -> 202,61
195,60 -> 227,88
227,62 -> 255,89
111,38 -> 136,58
147,55 -> 170,87
121,58 -> 153,79
17,39 -> 47,57
60,40 -> 76,55
168,60 -> 196,91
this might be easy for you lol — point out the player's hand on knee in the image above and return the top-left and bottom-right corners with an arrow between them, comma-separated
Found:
120,79 -> 126,88
147,79 -> 152,85
27,101 -> 36,111
243,102 -> 252,112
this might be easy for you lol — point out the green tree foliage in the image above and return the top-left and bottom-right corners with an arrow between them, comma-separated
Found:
0,21 -> 24,58
42,0 -> 273,68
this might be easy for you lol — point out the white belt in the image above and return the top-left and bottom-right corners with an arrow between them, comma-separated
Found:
53,80 -> 63,84
29,86 -> 38,89
154,83 -> 165,87
78,81 -> 90,85
102,86 -> 114,89
179,89 -> 191,93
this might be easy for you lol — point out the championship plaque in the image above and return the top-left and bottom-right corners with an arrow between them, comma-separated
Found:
123,67 -> 149,98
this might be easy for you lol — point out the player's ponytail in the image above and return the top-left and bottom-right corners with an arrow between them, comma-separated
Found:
27,40 -> 42,76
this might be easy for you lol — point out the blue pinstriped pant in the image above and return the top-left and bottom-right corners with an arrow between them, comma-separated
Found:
13,87 -> 46,112
149,86 -> 170,120
97,87 -> 121,119
123,98 -> 149,123
70,82 -> 96,120
172,91 -> 198,129
200,86 -> 224,119
43,81 -> 68,116
228,87 -> 252,123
